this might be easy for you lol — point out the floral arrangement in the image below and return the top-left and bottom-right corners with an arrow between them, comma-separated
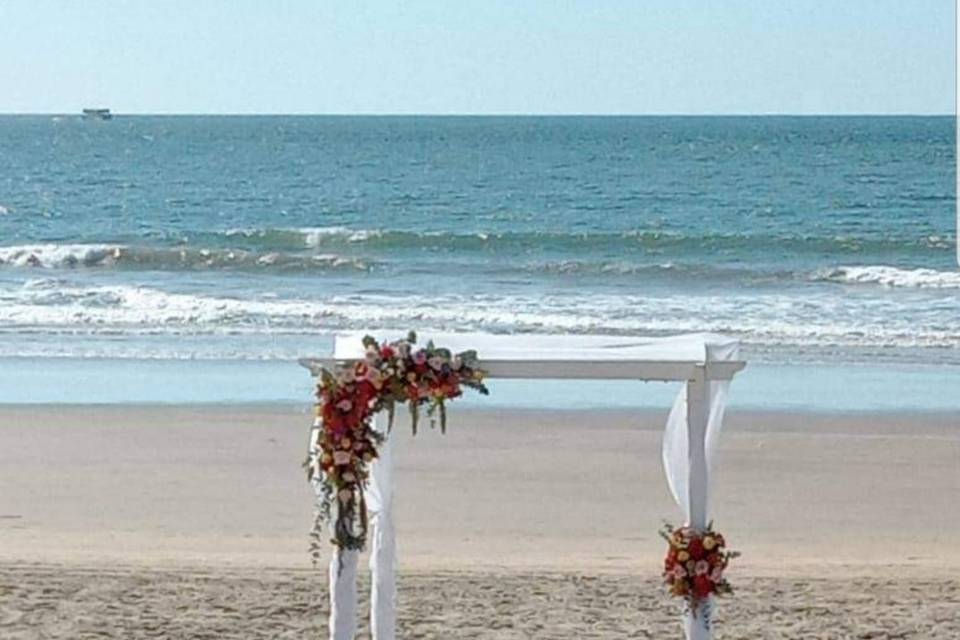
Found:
661,522 -> 738,615
305,332 -> 488,557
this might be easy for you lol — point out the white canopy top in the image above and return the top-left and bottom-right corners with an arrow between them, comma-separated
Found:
302,332 -> 745,382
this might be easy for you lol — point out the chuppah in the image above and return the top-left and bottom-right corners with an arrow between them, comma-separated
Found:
301,331 -> 746,640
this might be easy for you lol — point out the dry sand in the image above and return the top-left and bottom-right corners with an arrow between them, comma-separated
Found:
1,405 -> 958,638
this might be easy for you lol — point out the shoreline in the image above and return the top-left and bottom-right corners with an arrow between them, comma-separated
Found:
4,355 -> 960,412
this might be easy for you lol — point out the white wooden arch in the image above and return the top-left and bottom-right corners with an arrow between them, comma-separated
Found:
302,332 -> 746,640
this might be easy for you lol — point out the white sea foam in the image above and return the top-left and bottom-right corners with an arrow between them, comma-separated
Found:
293,227 -> 379,246
1,283 -> 957,357
223,226 -> 382,247
817,265 -> 960,288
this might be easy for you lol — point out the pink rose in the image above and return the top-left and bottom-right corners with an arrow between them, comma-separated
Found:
336,399 -> 353,412
709,566 -> 724,582
695,560 -> 710,576
333,451 -> 351,465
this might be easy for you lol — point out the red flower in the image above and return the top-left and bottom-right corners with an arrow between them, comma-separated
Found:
692,575 -> 713,599
687,537 -> 705,560
380,345 -> 396,359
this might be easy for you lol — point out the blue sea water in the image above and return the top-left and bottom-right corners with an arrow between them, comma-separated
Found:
0,115 -> 957,410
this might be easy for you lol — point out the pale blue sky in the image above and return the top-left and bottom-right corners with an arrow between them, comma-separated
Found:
0,0 -> 955,114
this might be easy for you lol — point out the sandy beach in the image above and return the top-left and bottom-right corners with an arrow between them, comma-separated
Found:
1,405 -> 958,638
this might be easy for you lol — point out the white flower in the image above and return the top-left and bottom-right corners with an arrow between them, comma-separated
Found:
333,451 -> 351,465
338,489 -> 353,502
336,399 -> 353,412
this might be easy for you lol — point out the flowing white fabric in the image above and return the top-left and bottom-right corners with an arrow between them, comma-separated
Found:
662,379 -> 731,523
662,339 -> 738,523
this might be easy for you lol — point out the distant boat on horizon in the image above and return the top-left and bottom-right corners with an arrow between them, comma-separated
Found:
82,108 -> 112,121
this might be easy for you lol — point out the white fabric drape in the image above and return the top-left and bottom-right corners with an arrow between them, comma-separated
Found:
662,338 -> 738,521
662,378 -> 731,523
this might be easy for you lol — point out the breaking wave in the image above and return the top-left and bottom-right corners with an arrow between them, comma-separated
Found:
176,227 -> 956,255
815,265 -> 960,289
0,243 -> 371,272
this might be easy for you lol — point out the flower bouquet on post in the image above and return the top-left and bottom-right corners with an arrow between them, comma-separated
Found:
660,522 -> 738,616
305,331 -> 488,559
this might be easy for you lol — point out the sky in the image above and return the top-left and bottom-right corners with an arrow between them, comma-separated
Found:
0,0 -> 955,115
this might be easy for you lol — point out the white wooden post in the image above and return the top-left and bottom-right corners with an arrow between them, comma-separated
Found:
684,365 -> 712,640
329,548 -> 360,640
326,414 -> 397,640
368,419 -> 397,640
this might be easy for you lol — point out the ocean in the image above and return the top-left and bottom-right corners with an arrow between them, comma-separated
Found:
0,115 -> 957,409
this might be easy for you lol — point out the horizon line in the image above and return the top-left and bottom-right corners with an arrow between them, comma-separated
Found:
0,111 -> 955,118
